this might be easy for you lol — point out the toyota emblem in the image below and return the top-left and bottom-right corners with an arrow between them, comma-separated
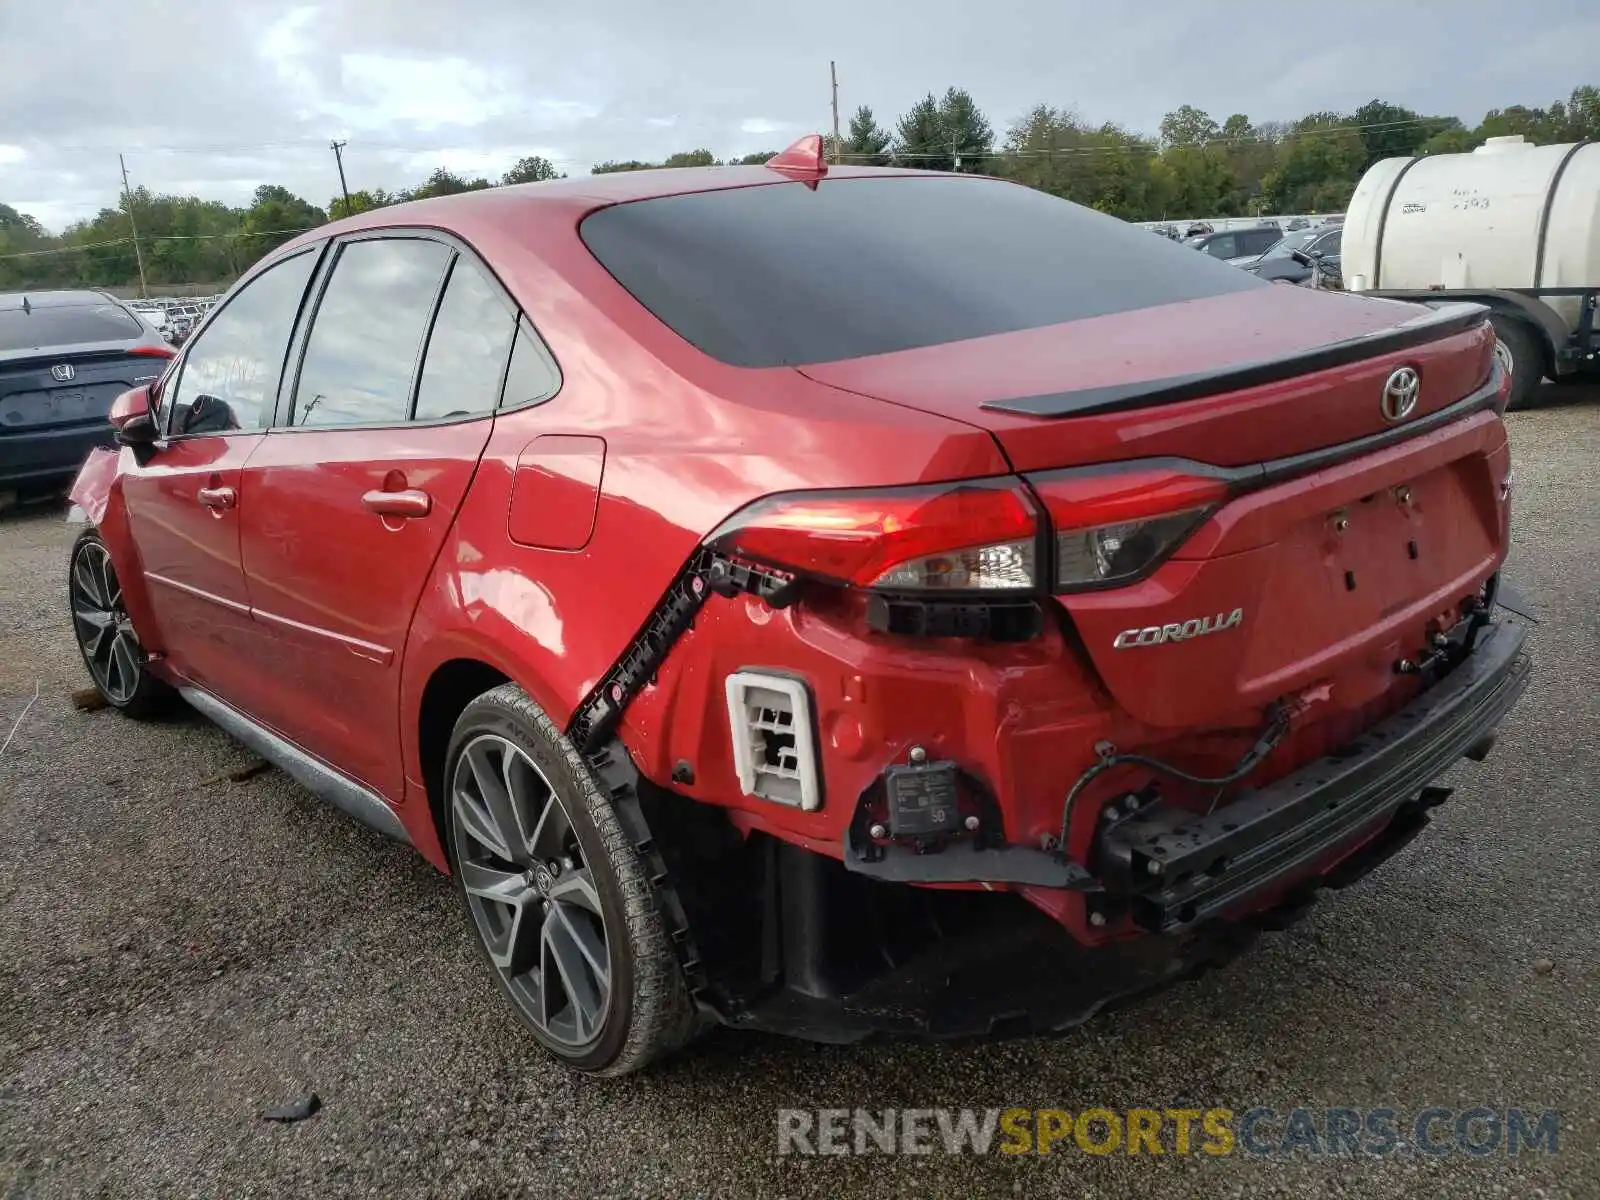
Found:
1381,366 -> 1420,423
50,363 -> 76,383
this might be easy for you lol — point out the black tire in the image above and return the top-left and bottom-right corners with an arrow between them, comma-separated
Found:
1489,315 -> 1545,411
442,683 -> 697,1075
68,529 -> 174,719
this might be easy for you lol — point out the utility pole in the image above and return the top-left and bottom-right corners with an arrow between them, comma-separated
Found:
330,139 -> 351,215
829,61 -> 841,165
118,154 -> 149,300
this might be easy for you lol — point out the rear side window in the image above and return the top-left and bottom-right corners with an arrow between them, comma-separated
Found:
499,317 -> 562,410
0,302 -> 142,352
580,176 -> 1264,367
413,257 -> 516,422
168,251 -> 319,436
292,238 -> 451,427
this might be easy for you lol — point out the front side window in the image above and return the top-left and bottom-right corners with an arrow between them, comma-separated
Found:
1202,234 -> 1238,258
292,238 -> 451,427
413,256 -> 516,422
168,249 -> 319,436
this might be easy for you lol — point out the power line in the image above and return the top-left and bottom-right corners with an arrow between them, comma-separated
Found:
0,227 -> 320,263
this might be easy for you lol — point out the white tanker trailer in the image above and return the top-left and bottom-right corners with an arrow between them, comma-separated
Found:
1343,135 -> 1599,407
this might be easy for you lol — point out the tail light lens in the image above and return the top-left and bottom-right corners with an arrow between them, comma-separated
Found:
129,344 -> 176,358
705,478 -> 1040,592
1029,467 -> 1232,592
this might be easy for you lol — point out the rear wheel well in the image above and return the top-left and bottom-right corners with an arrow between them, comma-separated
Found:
418,659 -> 511,855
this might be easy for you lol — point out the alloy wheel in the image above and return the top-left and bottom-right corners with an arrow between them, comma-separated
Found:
450,733 -> 612,1050
70,540 -> 141,706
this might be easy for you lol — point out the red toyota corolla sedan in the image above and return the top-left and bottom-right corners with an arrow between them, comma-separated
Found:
67,139 -> 1531,1075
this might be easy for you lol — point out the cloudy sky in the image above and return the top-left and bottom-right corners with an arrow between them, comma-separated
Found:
3,0 -> 1597,231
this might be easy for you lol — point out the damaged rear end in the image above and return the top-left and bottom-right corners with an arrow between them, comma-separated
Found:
577,174 -> 1532,1040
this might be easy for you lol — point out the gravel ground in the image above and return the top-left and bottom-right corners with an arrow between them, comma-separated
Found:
1,385 -> 1597,1199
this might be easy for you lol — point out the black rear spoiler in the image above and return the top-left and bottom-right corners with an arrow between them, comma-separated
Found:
980,302 -> 1488,419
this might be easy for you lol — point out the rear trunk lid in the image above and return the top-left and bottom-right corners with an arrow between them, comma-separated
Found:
798,288 -> 1494,470
802,290 -> 1509,728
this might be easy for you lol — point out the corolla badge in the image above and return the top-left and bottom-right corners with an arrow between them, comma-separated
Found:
1113,608 -> 1244,649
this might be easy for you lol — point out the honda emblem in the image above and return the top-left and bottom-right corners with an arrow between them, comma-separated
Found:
50,363 -> 76,383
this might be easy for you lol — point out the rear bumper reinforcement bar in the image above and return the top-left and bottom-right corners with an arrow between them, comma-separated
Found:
1096,608 -> 1531,931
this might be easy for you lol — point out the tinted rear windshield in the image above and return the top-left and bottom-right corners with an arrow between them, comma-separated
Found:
0,303 -> 143,353
580,175 -> 1266,367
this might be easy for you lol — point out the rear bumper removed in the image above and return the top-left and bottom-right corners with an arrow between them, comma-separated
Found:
716,603 -> 1530,1041
1097,606 -> 1530,931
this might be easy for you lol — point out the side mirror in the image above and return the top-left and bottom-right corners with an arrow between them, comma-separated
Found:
110,386 -> 159,465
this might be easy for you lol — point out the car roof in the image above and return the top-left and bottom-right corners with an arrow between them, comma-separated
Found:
273,163 -> 921,259
0,290 -> 128,311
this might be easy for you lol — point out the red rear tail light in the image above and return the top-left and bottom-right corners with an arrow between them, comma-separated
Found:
1029,466 -> 1232,592
706,478 -> 1041,592
129,344 -> 176,358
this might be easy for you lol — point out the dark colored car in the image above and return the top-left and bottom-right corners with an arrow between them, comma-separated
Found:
1247,226 -> 1344,283
1184,225 -> 1284,261
67,140 -> 1529,1075
0,291 -> 175,496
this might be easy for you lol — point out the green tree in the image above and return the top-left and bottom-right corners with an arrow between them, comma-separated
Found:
1159,105 -> 1219,147
1220,113 -> 1254,140
1564,85 -> 1600,140
0,203 -> 57,289
662,148 -> 718,168
236,185 -> 325,259
1213,115 -> 1275,211
1418,128 -> 1479,156
1261,112 -> 1366,211
404,168 -> 494,200
733,151 -> 781,165
1477,103 -> 1562,143
502,155 -> 564,184
590,160 -> 656,174
896,88 -> 993,171
841,105 -> 892,165
895,93 -> 946,167
1352,99 -> 1461,168
939,88 -> 993,171
329,188 -> 395,219
1152,144 -> 1237,216
998,106 -> 1159,218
